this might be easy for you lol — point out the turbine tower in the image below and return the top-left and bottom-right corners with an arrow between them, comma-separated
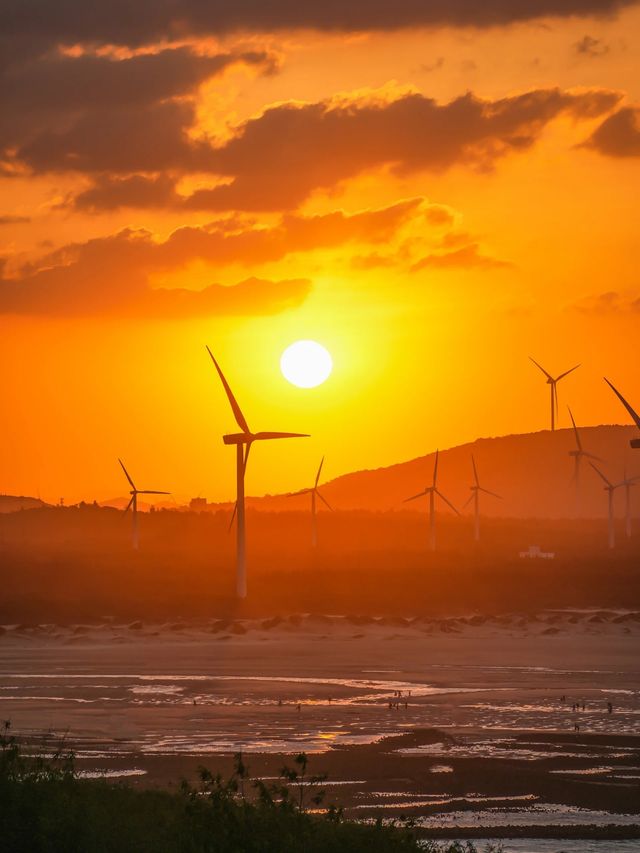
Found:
464,454 -> 501,542
529,358 -> 580,431
567,407 -> 600,518
404,450 -> 459,552
118,459 -> 169,550
287,457 -> 333,548
604,378 -> 640,449
589,462 -> 623,550
620,469 -> 640,539
206,347 -> 308,598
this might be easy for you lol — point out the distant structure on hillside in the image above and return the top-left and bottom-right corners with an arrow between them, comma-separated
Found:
519,544 -> 555,560
189,497 -> 209,512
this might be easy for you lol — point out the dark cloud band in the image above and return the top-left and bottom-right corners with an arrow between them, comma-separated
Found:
1,0 -> 636,50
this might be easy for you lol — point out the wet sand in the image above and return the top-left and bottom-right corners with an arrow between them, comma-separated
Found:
1,611 -> 639,846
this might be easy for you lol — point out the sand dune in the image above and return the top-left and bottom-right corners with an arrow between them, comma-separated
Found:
2,609 -> 638,646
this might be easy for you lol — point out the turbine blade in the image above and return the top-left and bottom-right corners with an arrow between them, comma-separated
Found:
316,490 -> 333,511
529,357 -> 553,381
583,451 -> 603,462
604,378 -> 640,431
479,487 -> 502,499
206,347 -> 250,434
124,495 -> 134,514
568,406 -> 582,451
463,493 -> 475,509
228,502 -> 237,532
404,490 -> 428,503
252,431 -> 309,440
315,456 -> 324,488
243,442 -> 252,475
138,490 -> 170,495
432,449 -> 439,487
555,364 -> 580,383
118,458 -> 136,490
471,454 -> 479,487
590,461 -> 612,487
435,490 -> 460,516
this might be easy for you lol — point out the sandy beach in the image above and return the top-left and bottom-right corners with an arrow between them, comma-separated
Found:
1,611 -> 639,851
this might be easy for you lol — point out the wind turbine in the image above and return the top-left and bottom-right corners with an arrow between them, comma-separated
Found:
567,407 -> 601,518
287,457 -> 333,548
404,450 -> 459,552
463,454 -> 501,542
206,347 -> 308,599
620,469 -> 640,539
529,358 -> 580,431
604,378 -> 640,449
118,459 -> 169,550
589,462 -> 623,550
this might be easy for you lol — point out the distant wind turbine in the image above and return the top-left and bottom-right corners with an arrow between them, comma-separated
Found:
206,347 -> 308,599
404,450 -> 459,552
620,469 -> 640,539
464,454 -> 501,542
604,378 -> 640,449
589,462 -> 623,550
118,459 -> 169,550
529,358 -> 580,431
287,457 -> 333,548
567,407 -> 601,518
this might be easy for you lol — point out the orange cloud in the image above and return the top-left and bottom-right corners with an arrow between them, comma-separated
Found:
0,199 -> 426,316
585,106 -> 640,156
169,88 -> 623,210
410,244 -> 512,271
6,76 -> 622,212
569,290 -> 640,313
0,259 -> 311,318
3,46 -> 276,176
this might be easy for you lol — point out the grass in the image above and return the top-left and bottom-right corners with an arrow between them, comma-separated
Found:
0,722 -> 499,853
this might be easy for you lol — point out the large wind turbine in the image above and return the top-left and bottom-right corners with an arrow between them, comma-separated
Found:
404,450 -> 459,552
589,462 -> 623,550
464,454 -> 501,542
287,457 -> 333,548
529,358 -> 580,431
206,347 -> 308,598
567,407 -> 600,518
118,459 -> 169,550
604,378 -> 640,449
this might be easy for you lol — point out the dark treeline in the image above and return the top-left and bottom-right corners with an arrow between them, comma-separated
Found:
1,506 -> 639,621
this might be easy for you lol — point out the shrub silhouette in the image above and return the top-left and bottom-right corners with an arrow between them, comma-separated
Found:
0,724 -> 496,852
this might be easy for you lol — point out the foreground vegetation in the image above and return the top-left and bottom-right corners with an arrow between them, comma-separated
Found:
0,724 -> 499,853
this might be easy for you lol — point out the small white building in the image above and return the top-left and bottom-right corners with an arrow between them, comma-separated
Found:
519,544 -> 555,560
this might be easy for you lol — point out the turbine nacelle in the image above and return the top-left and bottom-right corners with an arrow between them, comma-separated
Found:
569,449 -> 600,460
530,358 -> 580,431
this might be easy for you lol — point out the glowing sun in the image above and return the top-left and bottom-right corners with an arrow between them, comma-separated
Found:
280,340 -> 333,388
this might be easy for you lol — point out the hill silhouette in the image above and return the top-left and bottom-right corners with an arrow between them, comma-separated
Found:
237,425 -> 639,519
0,495 -> 48,513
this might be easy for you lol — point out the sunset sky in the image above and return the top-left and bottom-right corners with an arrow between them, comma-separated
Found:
1,1 -> 639,504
